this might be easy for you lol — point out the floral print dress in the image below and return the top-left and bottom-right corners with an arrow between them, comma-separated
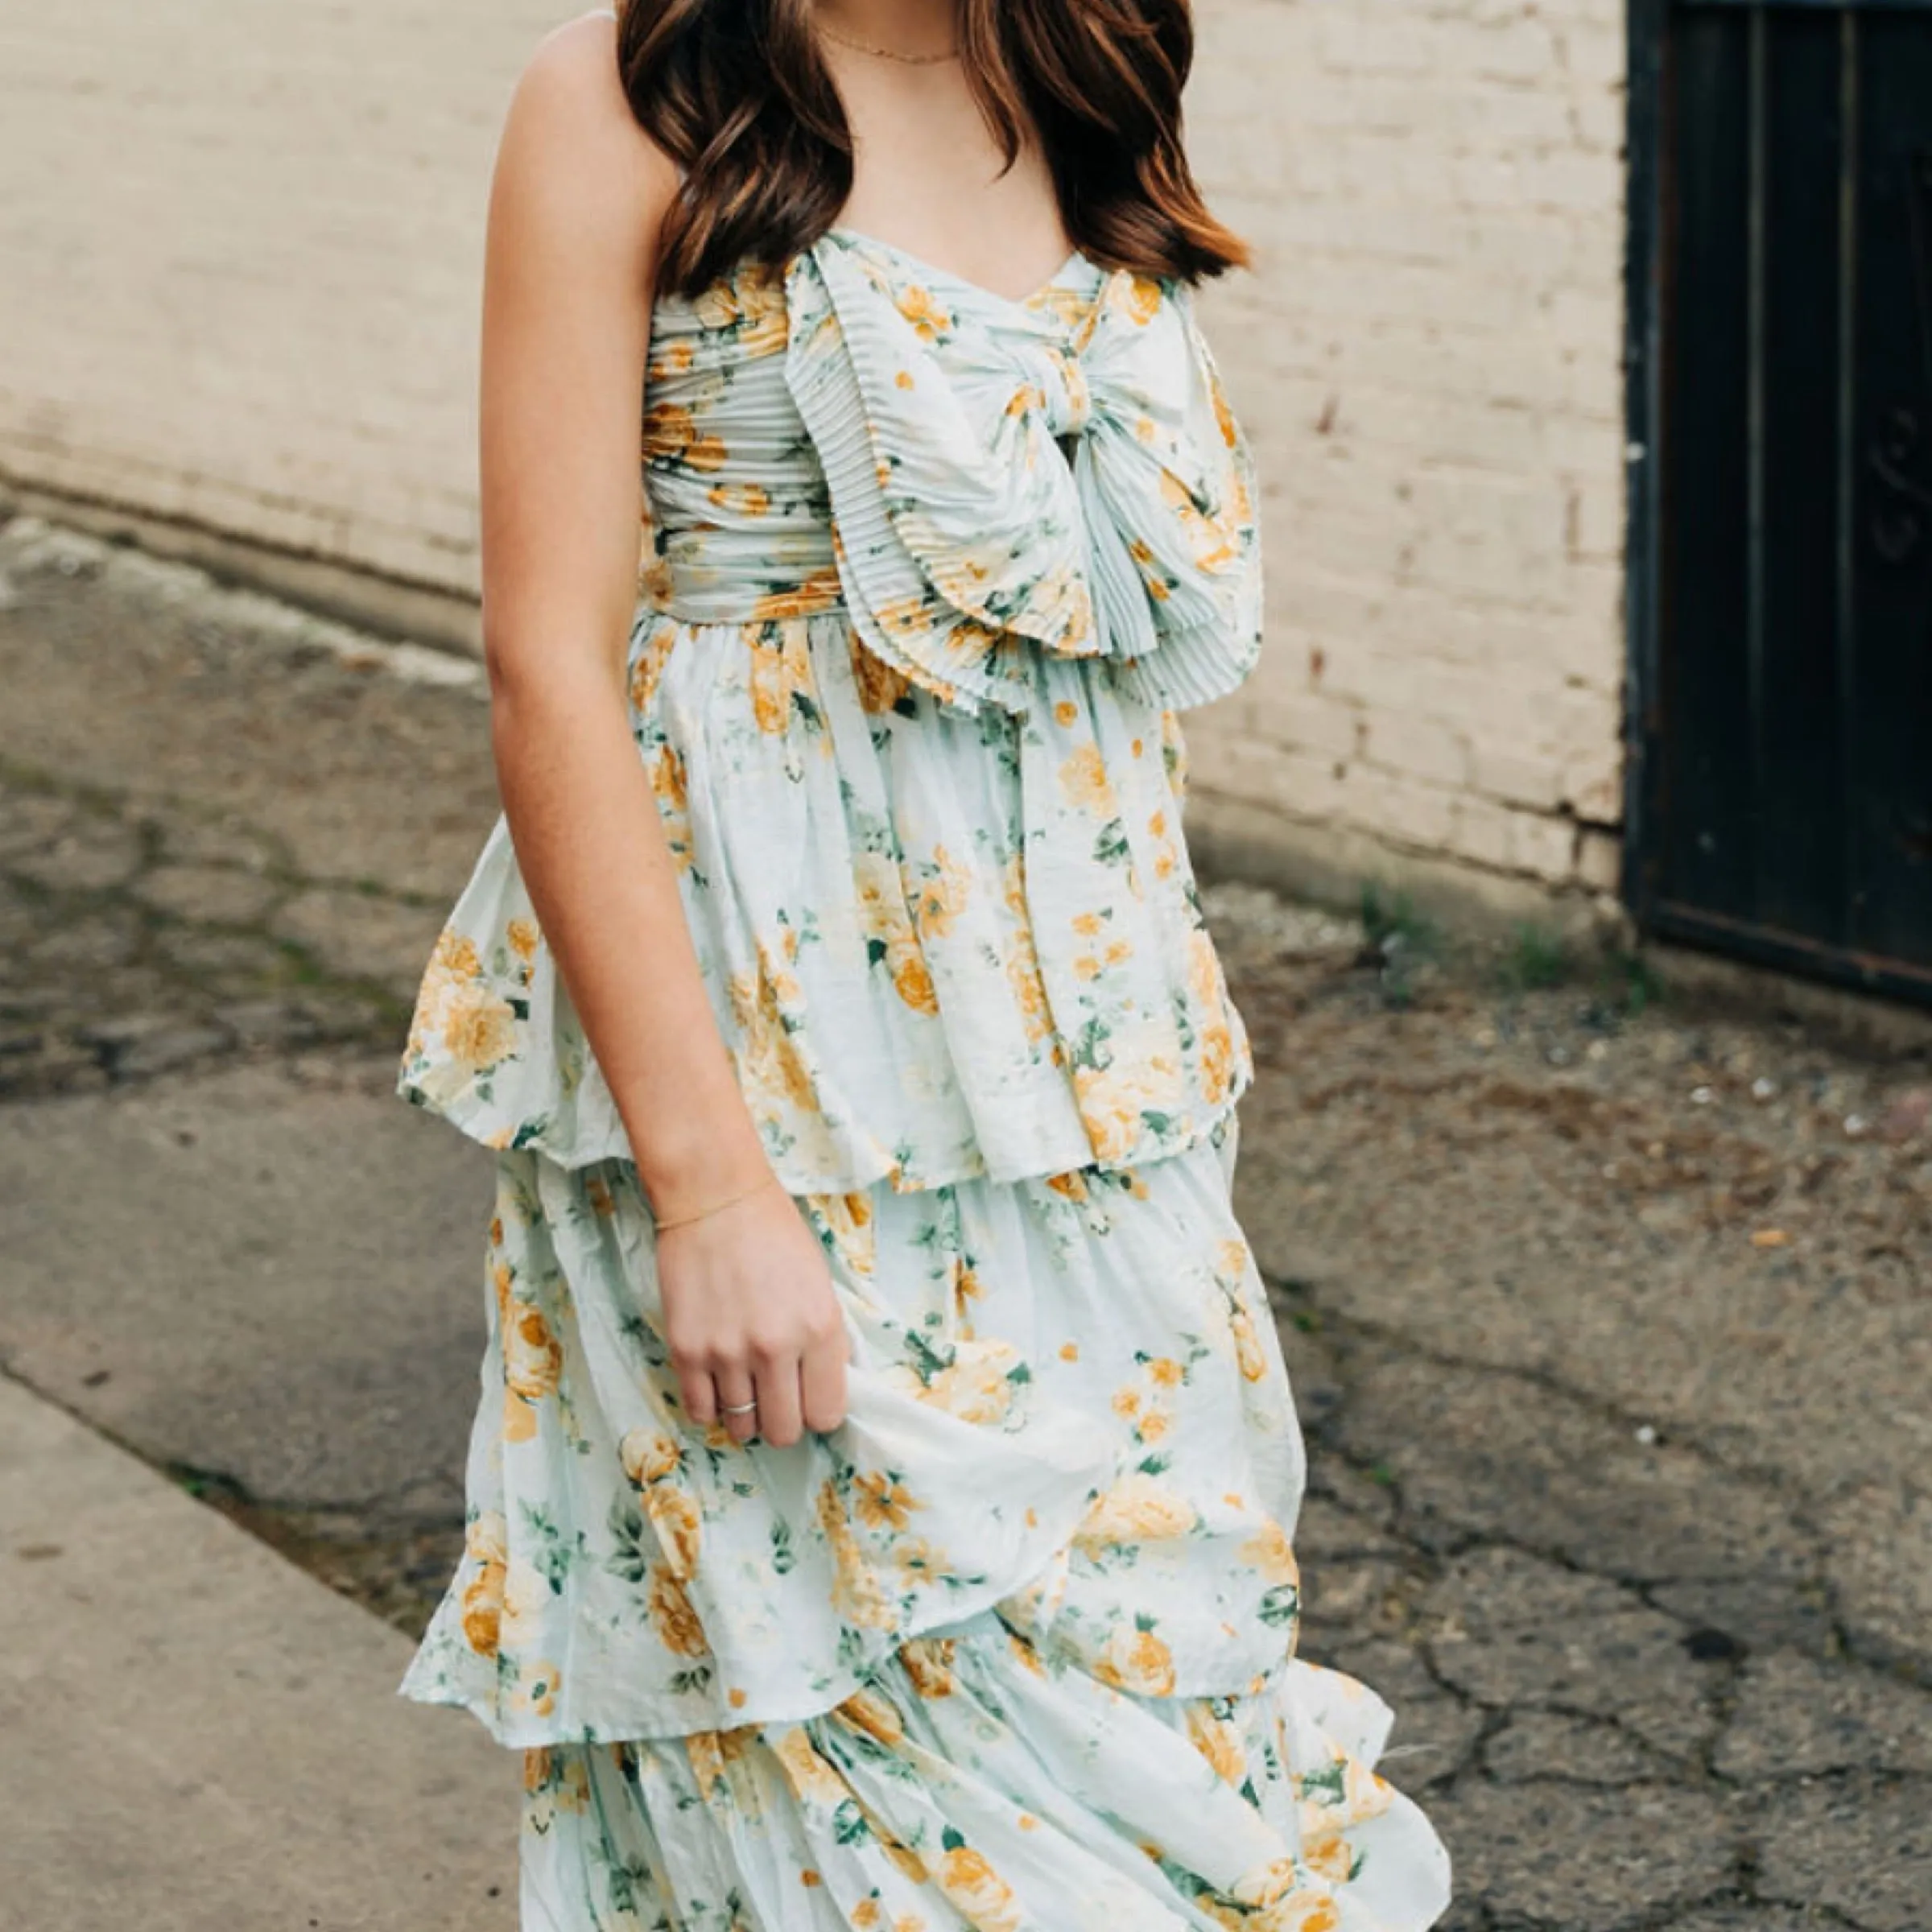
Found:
397,229 -> 1452,1932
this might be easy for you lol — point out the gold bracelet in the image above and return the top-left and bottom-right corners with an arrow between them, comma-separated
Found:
651,1171 -> 779,1233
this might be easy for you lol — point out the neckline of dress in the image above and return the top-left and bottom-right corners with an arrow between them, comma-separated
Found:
821,225 -> 1103,313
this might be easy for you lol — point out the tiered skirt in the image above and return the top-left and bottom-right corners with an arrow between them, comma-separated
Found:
402,1114 -> 1453,1931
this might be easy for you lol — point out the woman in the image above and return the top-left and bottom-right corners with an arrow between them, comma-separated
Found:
398,1 -> 1452,1926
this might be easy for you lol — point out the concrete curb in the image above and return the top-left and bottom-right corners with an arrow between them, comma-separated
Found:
0,1375 -> 517,1932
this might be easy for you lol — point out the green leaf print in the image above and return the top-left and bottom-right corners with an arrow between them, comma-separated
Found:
770,1518 -> 797,1576
1257,1583 -> 1300,1628
832,1799 -> 873,1846
605,1498 -> 652,1584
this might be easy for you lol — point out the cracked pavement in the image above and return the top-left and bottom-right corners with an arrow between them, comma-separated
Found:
2,510 -> 1929,1931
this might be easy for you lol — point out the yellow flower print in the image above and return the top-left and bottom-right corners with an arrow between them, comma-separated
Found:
1093,1620 -> 1176,1696
898,1635 -> 957,1699
460,1513 -> 508,1657
646,1484 -> 704,1580
1074,937 -> 1135,982
707,480 -> 772,518
1122,275 -> 1165,326
910,844 -> 973,941
805,1188 -> 876,1278
1183,1703 -> 1249,1785
1159,470 -> 1241,574
1058,741 -> 1117,816
881,1836 -> 930,1887
1076,1472 -> 1198,1546
506,918 -> 540,963
1254,1889 -> 1342,1932
647,1567 -> 709,1657
921,1337 -> 1022,1426
1239,1517 -> 1300,1588
1232,1860 -> 1300,1910
852,1470 -> 920,1532
935,1841 -> 1022,1932
646,336 -> 696,382
440,980 -> 518,1073
853,849 -> 915,947
426,929 -> 482,986
502,1379 -> 537,1444
815,1478 -> 898,1629
500,1555 -> 551,1652
749,567 -> 844,621
893,1536 -> 949,1581
1229,1302 -> 1270,1382
835,1685 -> 906,1746
726,947 -> 819,1117
891,946 -> 940,1017
748,623 -> 815,735
649,741 -> 695,871
951,1257 -> 983,1327
894,283 -> 953,342
620,1428 -> 681,1488
508,1656 -> 562,1719
1073,1062 -> 1160,1163
1340,1752 -> 1397,1820
636,543 -> 675,610
686,1726 -> 752,1804
851,636 -> 914,712
466,1509 -> 509,1570
1160,706 -> 1190,801
773,1725 -> 852,1808
691,259 -> 790,355
502,1302 -> 563,1406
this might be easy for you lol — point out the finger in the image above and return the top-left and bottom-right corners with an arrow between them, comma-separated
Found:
714,1364 -> 760,1443
680,1362 -> 719,1430
800,1327 -> 848,1435
753,1355 -> 805,1449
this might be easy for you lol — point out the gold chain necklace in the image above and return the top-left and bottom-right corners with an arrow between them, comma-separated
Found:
816,19 -> 960,63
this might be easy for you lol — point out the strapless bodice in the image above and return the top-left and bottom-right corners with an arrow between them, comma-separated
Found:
397,231 -> 1265,1195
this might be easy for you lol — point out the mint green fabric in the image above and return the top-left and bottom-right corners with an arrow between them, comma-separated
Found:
399,233 -> 1451,1932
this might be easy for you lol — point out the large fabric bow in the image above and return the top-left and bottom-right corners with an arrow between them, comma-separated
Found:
783,237 -> 1263,715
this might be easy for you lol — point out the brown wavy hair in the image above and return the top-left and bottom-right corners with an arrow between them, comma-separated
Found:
614,0 -> 1247,297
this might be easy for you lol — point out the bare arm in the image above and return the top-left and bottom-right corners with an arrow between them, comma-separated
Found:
477,13 -> 845,1447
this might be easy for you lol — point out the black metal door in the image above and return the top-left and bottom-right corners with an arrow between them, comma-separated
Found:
1628,0 -> 1932,1001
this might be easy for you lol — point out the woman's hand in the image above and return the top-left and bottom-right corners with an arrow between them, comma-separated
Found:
657,1178 -> 849,1449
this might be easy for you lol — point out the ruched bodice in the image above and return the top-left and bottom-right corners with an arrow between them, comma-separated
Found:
397,230 -> 1266,1195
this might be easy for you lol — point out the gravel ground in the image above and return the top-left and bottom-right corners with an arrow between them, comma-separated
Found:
2,509 -> 1928,1931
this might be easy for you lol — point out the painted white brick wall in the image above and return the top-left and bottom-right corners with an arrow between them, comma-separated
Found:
0,0 -> 1631,914
0,2 -> 574,593
1185,0 -> 1632,909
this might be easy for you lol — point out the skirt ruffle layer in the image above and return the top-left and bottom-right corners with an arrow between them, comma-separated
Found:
394,601 -> 1253,1195
402,1119 -> 1450,1926
521,1607 -> 1450,1932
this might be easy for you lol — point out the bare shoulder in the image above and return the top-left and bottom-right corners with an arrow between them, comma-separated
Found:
492,7 -> 678,254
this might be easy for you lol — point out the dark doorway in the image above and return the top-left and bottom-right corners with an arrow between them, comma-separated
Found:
1627,0 -> 1932,1002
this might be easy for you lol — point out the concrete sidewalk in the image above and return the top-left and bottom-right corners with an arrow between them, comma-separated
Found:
0,1374 -> 516,1932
